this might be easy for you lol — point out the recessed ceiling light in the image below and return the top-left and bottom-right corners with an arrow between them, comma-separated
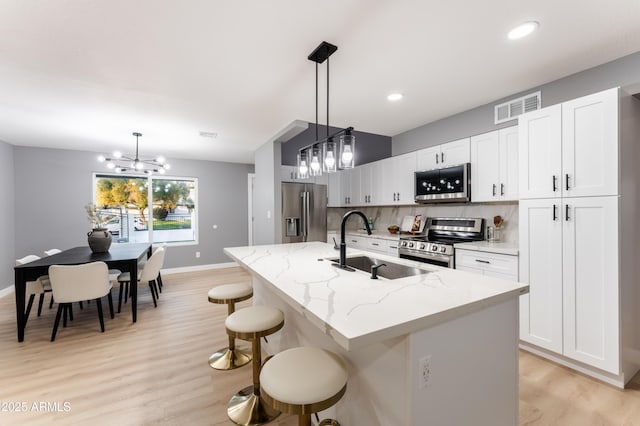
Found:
508,21 -> 539,40
387,93 -> 403,102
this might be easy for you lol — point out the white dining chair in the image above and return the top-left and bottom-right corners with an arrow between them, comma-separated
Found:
117,247 -> 165,312
15,255 -> 51,323
48,261 -> 114,342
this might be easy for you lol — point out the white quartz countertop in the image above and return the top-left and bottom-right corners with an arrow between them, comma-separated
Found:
454,241 -> 519,256
224,242 -> 528,351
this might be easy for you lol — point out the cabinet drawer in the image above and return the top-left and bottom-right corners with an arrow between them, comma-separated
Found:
455,249 -> 518,277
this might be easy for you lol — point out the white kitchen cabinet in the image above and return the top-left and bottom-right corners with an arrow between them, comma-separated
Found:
327,171 -> 341,207
381,152 -> 417,204
416,138 -> 470,171
561,196 -> 619,373
519,88 -> 618,200
471,127 -> 519,202
519,196 -> 620,374
518,199 -> 564,354
340,168 -> 353,206
518,104 -> 562,199
561,88 -> 618,197
281,165 -> 300,182
455,249 -> 518,281
357,162 -> 383,206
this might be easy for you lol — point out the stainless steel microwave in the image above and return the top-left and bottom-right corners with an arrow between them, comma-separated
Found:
414,163 -> 471,203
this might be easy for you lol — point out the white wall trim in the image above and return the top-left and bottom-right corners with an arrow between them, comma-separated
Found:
161,262 -> 239,275
0,286 -> 15,299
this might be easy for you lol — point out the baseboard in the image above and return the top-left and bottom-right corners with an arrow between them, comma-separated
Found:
161,262 -> 239,275
0,286 -> 15,299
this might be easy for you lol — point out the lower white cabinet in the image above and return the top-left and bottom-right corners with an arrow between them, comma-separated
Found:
455,249 -> 518,281
326,232 -> 398,257
519,196 -> 619,374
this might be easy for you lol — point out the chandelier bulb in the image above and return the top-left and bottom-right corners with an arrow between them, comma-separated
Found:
156,156 -> 165,164
310,155 -> 321,172
341,145 -> 353,163
97,155 -> 106,162
106,162 -> 115,169
113,151 -> 122,159
324,151 -> 335,168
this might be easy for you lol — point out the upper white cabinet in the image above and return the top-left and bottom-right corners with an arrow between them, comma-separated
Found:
340,168 -> 354,205
327,171 -> 341,207
518,105 -> 563,199
416,138 -> 470,171
561,89 -> 618,197
519,88 -> 619,200
380,152 -> 417,205
470,127 -> 518,202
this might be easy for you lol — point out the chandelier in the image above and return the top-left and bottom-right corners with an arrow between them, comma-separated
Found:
97,132 -> 170,175
297,41 -> 355,179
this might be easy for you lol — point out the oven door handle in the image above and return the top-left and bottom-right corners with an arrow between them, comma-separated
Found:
404,251 -> 451,263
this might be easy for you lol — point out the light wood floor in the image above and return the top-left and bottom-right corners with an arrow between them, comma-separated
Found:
0,267 -> 638,426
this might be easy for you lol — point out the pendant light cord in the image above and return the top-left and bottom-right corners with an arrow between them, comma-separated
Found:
326,56 -> 330,139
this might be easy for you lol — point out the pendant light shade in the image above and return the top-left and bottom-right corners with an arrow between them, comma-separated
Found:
309,144 -> 322,177
339,132 -> 355,169
297,149 -> 309,179
323,138 -> 337,173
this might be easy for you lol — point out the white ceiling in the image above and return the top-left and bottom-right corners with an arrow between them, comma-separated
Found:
1,1 -> 640,164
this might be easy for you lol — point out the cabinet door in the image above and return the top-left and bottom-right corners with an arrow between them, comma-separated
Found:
518,105 -> 562,199
519,199 -> 563,353
562,88 -> 618,198
499,126 -> 519,201
350,167 -> 362,206
441,137 -> 471,167
393,152 -> 417,204
416,145 -> 440,171
327,171 -> 342,207
368,160 -> 384,205
470,131 -> 500,202
340,169 -> 352,205
358,164 -> 372,205
562,196 -> 619,373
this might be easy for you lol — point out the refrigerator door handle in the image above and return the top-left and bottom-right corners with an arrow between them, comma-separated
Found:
301,191 -> 310,240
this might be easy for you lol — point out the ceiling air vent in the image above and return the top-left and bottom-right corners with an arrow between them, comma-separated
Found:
494,91 -> 541,124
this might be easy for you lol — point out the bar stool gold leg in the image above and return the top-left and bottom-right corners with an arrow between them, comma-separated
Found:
227,336 -> 280,425
209,302 -> 252,370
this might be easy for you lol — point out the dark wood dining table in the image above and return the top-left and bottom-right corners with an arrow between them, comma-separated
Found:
13,243 -> 152,342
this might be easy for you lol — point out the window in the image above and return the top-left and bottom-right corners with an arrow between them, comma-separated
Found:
94,174 -> 197,245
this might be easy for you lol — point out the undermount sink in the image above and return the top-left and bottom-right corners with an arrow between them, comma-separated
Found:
328,256 -> 430,280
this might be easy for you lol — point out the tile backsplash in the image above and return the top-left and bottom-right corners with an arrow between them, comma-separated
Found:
327,202 -> 519,243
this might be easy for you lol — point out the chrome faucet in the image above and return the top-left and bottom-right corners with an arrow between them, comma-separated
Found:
333,210 -> 372,271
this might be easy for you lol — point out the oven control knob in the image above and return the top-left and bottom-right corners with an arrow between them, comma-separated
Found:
419,243 -> 426,250
431,244 -> 438,251
409,242 -> 414,248
440,247 -> 446,253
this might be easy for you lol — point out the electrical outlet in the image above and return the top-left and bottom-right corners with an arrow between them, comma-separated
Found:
195,251 -> 201,258
419,356 -> 431,389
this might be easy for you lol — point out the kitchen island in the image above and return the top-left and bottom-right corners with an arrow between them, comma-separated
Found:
224,242 -> 528,426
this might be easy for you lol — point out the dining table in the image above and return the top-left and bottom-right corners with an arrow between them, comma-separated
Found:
13,243 -> 152,342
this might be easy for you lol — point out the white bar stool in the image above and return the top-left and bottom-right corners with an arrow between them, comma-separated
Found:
207,283 -> 254,370
260,347 -> 347,426
226,305 -> 284,425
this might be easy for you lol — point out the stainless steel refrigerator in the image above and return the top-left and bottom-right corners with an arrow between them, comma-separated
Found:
281,182 -> 327,243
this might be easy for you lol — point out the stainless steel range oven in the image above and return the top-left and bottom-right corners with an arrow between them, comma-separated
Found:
398,217 -> 484,268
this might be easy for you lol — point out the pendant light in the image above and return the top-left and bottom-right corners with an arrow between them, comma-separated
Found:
298,41 -> 355,175
97,132 -> 170,175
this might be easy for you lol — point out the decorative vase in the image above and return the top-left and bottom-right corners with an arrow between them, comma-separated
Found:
88,228 -> 112,253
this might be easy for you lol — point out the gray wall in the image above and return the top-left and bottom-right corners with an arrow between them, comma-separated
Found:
393,51 -> 640,154
281,123 -> 392,166
0,141 -> 15,290
13,146 -> 253,273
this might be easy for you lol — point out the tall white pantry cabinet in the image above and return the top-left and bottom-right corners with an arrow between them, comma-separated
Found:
518,87 -> 640,387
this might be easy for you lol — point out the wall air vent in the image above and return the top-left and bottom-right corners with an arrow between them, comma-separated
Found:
494,91 -> 541,124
